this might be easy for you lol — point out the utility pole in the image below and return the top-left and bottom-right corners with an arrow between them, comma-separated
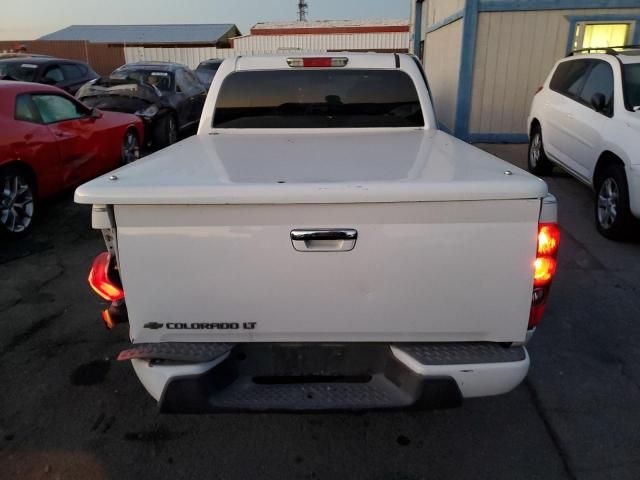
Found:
297,0 -> 308,22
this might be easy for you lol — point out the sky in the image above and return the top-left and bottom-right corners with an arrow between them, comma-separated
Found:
0,0 -> 410,40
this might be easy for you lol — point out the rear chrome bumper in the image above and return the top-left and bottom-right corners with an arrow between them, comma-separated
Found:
127,342 -> 529,413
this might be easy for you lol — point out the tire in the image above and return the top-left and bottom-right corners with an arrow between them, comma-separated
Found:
153,113 -> 178,149
528,126 -> 553,176
121,129 -> 140,165
594,163 -> 634,241
0,166 -> 36,239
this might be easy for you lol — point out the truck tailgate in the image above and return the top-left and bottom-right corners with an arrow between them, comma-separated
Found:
115,199 -> 540,344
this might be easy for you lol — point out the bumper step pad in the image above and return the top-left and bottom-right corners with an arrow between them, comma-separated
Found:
118,342 -> 233,363
158,344 -> 463,413
393,342 -> 526,365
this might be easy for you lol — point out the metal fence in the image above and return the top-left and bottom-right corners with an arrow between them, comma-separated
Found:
232,32 -> 410,53
0,40 -> 125,75
124,46 -> 236,69
123,32 -> 410,68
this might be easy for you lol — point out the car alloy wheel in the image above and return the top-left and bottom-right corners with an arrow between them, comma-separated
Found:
527,126 -> 552,176
1,173 -> 34,234
597,177 -> 619,230
122,131 -> 140,165
529,133 -> 542,168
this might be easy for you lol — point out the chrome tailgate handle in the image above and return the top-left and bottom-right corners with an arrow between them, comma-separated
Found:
290,229 -> 357,252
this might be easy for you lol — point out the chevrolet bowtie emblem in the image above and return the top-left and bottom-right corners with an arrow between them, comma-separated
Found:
143,322 -> 164,330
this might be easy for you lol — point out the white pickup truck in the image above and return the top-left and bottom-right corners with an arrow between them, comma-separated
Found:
76,53 -> 559,412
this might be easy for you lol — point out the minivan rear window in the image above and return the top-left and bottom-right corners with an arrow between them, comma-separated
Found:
549,60 -> 591,98
213,69 -> 424,128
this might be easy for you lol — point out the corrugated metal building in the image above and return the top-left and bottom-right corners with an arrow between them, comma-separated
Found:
232,19 -> 410,54
33,24 -> 241,73
0,40 -> 124,75
409,0 -> 640,142
40,24 -> 240,47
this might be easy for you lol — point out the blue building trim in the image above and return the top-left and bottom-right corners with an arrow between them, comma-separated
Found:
565,14 -> 640,53
426,10 -> 465,33
438,0 -> 640,143
453,0 -> 479,141
468,133 -> 530,143
479,0 -> 640,12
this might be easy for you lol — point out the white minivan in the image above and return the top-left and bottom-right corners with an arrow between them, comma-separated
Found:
528,47 -> 640,239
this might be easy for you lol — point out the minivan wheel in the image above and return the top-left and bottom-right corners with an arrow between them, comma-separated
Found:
0,167 -> 35,238
121,129 -> 140,165
528,126 -> 553,176
595,164 -> 634,240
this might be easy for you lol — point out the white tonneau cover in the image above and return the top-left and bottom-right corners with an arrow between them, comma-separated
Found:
74,129 -> 547,205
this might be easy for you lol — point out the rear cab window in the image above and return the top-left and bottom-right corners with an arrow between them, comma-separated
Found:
213,69 -> 424,128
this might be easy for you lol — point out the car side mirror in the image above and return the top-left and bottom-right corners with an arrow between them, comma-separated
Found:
90,108 -> 102,119
591,93 -> 607,113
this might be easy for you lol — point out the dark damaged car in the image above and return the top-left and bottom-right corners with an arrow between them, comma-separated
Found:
76,62 -> 206,149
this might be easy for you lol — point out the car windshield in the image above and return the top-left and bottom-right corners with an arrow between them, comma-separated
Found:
0,62 -> 39,81
213,69 -> 424,128
111,68 -> 175,92
196,62 -> 221,85
196,69 -> 216,85
623,63 -> 640,110
197,61 -> 222,72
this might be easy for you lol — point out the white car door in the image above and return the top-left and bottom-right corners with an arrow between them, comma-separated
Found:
543,59 -> 593,179
560,60 -> 614,181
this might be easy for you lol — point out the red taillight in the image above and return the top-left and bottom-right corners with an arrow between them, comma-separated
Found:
533,257 -> 557,287
529,223 -> 560,328
286,57 -> 349,68
534,85 -> 543,95
88,252 -> 124,302
537,223 -> 560,257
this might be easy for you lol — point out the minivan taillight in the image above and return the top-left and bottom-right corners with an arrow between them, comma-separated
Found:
88,252 -> 124,302
529,223 -> 560,328
534,85 -> 543,95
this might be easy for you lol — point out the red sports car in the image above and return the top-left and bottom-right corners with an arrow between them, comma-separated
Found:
0,81 -> 144,237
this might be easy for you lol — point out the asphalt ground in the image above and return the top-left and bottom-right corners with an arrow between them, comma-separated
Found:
0,143 -> 639,480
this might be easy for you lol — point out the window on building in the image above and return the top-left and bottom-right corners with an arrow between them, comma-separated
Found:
573,22 -> 632,51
